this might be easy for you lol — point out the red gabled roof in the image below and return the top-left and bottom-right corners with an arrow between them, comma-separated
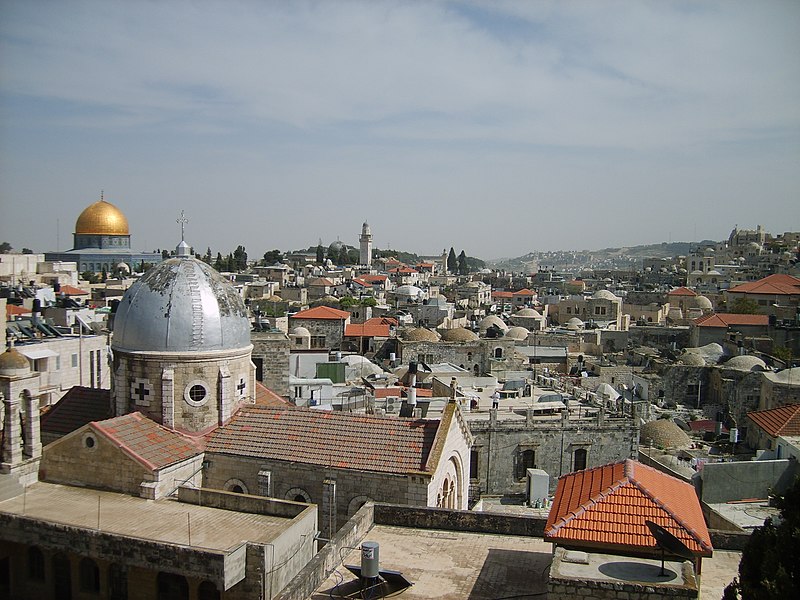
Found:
41,386 -> 113,436
6,304 -> 31,319
389,267 -> 418,274
545,459 -> 712,557
694,313 -> 769,328
728,274 -> 800,296
373,387 -> 433,399
308,277 -> 334,286
513,288 -> 535,296
60,285 -> 90,296
359,275 -> 388,284
206,406 -> 440,474
492,291 -> 513,299
747,404 -> 800,438
291,306 -> 350,320
254,381 -> 292,407
416,262 -> 434,269
92,412 -> 204,470
344,317 -> 395,338
668,287 -> 698,297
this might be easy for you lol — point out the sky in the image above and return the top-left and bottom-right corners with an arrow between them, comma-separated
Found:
0,1 -> 798,261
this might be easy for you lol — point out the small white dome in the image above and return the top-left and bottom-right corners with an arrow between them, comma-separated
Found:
504,326 -> 530,340
289,326 -> 311,338
566,317 -> 584,331
592,289 -> 619,300
515,308 -> 541,317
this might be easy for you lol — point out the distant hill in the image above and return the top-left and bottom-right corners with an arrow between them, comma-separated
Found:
489,240 -> 717,272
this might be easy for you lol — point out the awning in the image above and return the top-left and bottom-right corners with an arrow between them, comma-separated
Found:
16,347 -> 59,360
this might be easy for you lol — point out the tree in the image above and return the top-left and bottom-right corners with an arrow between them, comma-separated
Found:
0,242 -> 12,254
729,297 -> 760,314
162,249 -> 170,260
447,247 -> 457,273
22,248 -> 33,254
214,252 -> 225,271
338,245 -> 349,265
81,271 -> 98,284
773,346 -> 795,367
316,244 -> 325,264
457,250 -> 468,275
204,247 -> 213,264
233,245 -> 247,271
724,476 -> 800,599
262,249 -> 282,265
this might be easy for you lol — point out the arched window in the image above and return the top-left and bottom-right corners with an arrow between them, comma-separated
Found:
198,581 -> 220,600
285,488 -> 311,503
494,347 -> 503,359
79,558 -> 100,593
27,547 -> 45,581
157,573 -> 189,600
224,479 -> 249,494
574,448 -> 588,471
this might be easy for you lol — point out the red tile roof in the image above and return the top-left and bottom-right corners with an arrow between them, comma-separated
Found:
308,277 -> 334,286
291,306 -> 350,320
728,274 -> 800,296
360,275 -> 388,283
6,304 -> 31,319
373,387 -> 433,399
389,267 -> 418,274
41,386 -> 113,436
206,406 -> 440,474
747,404 -> 800,438
344,317 -> 394,338
668,287 -> 698,297
545,459 -> 712,557
254,381 -> 292,407
694,313 -> 769,328
513,289 -> 535,296
60,285 -> 90,296
92,412 -> 204,470
492,291 -> 513,299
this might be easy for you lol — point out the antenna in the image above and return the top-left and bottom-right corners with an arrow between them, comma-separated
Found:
645,520 -> 694,576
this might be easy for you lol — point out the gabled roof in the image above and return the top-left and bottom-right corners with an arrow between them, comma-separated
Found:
308,277 -> 334,286
492,291 -> 513,299
667,286 -> 698,297
344,317 -> 395,338
360,275 -> 388,283
91,412 -> 203,470
693,313 -> 769,328
513,288 -> 536,296
389,267 -> 418,274
41,386 -> 113,436
728,274 -> 800,296
747,404 -> 800,438
60,285 -> 90,296
206,405 -> 440,475
6,304 -> 31,319
290,306 -> 350,320
545,459 -> 712,557
253,381 -> 292,407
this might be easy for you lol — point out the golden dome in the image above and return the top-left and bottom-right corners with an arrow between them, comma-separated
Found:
75,200 -> 129,235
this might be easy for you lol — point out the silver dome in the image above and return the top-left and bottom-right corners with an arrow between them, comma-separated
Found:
112,256 -> 251,353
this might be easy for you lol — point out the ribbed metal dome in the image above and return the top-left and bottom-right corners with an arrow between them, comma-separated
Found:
112,255 -> 251,353
75,199 -> 129,235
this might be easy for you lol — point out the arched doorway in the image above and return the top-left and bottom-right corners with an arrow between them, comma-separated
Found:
157,572 -> 188,600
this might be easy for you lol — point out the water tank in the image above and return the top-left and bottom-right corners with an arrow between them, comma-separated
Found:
526,469 -> 549,508
361,541 -> 379,579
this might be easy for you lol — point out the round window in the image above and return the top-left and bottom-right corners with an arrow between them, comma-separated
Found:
184,380 -> 210,407
82,433 -> 98,451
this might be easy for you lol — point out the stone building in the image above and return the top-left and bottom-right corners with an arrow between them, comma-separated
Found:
251,329 -> 290,397
467,409 -> 639,501
288,305 -> 350,350
397,329 -> 517,377
759,367 -> 800,410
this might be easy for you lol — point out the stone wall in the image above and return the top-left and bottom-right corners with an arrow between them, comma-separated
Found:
288,318 -> 345,350
469,412 -> 639,498
251,330 -> 290,396
699,459 -> 796,504
397,338 -> 516,376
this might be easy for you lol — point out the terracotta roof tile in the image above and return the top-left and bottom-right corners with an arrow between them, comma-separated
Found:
492,291 -> 513,299
360,275 -> 388,283
694,313 -> 769,328
253,381 -> 292,407
667,287 -> 698,297
291,306 -> 350,320
60,285 -> 90,296
92,412 -> 204,470
545,459 -> 712,557
41,387 -> 113,436
206,406 -> 440,474
6,305 -> 31,319
728,274 -> 800,296
747,404 -> 800,438
513,289 -> 535,296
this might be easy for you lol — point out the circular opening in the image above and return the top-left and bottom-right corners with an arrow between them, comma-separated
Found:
189,385 -> 206,403
84,436 -> 95,449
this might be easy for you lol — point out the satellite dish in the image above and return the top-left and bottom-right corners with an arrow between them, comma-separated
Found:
645,520 -> 695,576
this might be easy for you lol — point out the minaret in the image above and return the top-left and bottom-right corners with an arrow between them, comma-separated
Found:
441,249 -> 448,275
359,222 -> 373,267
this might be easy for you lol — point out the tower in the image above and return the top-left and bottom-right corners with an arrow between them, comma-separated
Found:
359,222 -> 373,267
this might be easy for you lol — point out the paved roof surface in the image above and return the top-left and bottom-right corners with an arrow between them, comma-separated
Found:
727,274 -> 800,295
747,404 -> 800,437
206,406 -> 440,474
290,306 -> 350,320
92,412 -> 203,470
694,313 -> 769,328
545,459 -> 712,557
41,386 -> 113,435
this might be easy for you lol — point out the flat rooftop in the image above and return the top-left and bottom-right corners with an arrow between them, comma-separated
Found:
310,525 -> 553,600
707,500 -> 779,531
0,482 -> 292,551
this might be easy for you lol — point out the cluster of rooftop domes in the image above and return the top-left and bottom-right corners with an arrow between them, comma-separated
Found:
399,327 -> 441,342
438,327 -> 479,343
75,199 -> 129,235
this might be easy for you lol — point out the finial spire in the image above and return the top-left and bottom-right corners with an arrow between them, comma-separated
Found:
101,190 -> 104,202
177,210 -> 189,242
